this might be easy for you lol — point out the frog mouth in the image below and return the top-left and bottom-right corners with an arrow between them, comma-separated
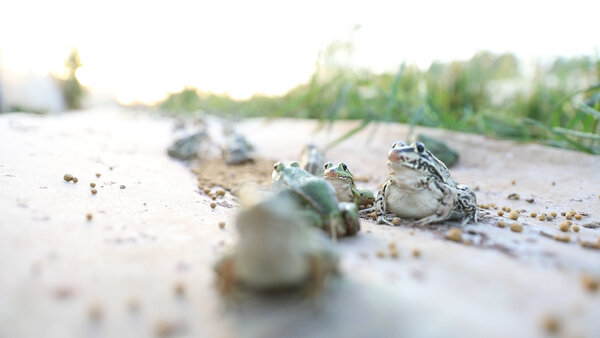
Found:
326,173 -> 352,181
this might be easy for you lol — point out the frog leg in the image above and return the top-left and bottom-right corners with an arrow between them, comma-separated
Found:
456,184 -> 478,224
353,186 -> 375,209
338,202 -> 360,236
414,180 -> 457,226
376,182 -> 394,225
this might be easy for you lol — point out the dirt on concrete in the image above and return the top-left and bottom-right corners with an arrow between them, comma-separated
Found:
192,157 -> 276,194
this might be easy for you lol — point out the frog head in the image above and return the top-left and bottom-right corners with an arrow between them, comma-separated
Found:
387,141 -> 445,181
272,161 -> 304,183
323,162 -> 355,183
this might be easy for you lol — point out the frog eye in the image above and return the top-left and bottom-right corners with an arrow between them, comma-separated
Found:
273,162 -> 284,171
324,162 -> 333,169
341,163 -> 348,171
415,142 -> 425,153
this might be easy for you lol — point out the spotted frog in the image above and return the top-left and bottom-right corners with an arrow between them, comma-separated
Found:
375,141 -> 477,226
323,162 -> 375,209
272,161 -> 360,237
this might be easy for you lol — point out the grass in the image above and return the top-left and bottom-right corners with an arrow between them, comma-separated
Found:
158,44 -> 600,154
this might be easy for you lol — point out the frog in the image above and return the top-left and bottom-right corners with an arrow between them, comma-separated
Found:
167,130 -> 208,161
323,162 -> 375,209
223,134 -> 254,165
300,144 -> 325,176
375,141 -> 477,226
272,161 -> 360,237
214,190 -> 339,296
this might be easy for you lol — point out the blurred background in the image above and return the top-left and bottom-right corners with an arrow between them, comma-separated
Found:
1,0 -> 599,152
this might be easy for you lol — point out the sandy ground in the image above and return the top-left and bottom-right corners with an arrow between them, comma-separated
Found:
0,109 -> 599,338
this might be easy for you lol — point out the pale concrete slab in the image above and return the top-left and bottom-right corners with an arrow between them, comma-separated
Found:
0,110 -> 599,338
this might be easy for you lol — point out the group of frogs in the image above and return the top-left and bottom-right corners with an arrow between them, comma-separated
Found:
214,140 -> 478,297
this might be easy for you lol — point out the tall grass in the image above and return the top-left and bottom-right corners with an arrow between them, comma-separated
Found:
159,44 -> 600,154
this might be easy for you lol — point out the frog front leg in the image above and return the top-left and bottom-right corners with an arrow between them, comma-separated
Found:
414,180 -> 457,226
375,181 -> 394,225
358,188 -> 375,208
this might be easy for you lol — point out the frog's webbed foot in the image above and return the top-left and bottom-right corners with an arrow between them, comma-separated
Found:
376,214 -> 395,226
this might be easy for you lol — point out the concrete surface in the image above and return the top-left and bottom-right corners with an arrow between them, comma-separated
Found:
0,109 -> 599,338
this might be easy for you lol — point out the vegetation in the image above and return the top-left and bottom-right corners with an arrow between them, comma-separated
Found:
58,49 -> 85,110
159,42 -> 600,154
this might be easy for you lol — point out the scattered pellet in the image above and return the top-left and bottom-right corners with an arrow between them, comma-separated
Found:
155,320 -> 177,338
550,212 -> 557,217
210,202 -> 216,209
127,298 -> 140,313
391,217 -> 400,226
63,173 -> 73,182
72,177 -> 79,183
120,185 -> 126,189
510,223 -> 523,233
559,222 -> 570,232
538,214 -> 547,221
572,225 -> 580,232
553,235 -> 570,243
574,214 -> 582,220
447,228 -> 462,242
91,189 -> 98,195
412,248 -> 421,257
375,251 -> 385,258
560,211 -> 566,216
90,182 -> 96,188
216,189 -> 226,196
507,193 -> 519,200
542,315 -> 560,334
509,211 -> 519,220
497,210 -> 504,216
525,198 -> 534,203
566,214 -> 573,220
88,303 -> 103,322
408,230 -> 415,235
510,180 -> 516,185
203,188 -> 211,194
174,282 -> 185,297
389,248 -> 399,259
579,240 -> 600,250
86,213 -> 93,221
530,212 -> 537,218
498,220 -> 506,228
218,221 -> 225,229
95,173 -> 101,178
581,273 -> 599,292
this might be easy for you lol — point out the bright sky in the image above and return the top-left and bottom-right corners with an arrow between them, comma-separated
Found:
1,0 -> 598,104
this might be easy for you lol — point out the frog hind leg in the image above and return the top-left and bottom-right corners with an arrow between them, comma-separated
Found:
375,182 -> 394,225
456,184 -> 478,224
414,181 -> 457,226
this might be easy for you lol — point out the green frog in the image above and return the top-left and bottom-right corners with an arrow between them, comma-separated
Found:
214,190 -> 339,296
323,162 -> 375,209
272,161 -> 360,237
375,141 -> 477,226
